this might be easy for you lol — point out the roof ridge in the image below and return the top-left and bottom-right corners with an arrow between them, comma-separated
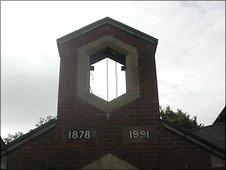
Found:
190,122 -> 225,131
57,17 -> 158,45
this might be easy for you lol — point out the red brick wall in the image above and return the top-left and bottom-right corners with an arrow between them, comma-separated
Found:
6,24 -> 212,169
6,124 -> 212,169
56,24 -> 159,134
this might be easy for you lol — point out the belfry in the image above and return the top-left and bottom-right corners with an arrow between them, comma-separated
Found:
1,17 -> 224,169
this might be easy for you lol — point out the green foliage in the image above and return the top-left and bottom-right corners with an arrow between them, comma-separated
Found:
35,115 -> 54,127
160,106 -> 204,130
3,115 -> 55,144
3,131 -> 24,144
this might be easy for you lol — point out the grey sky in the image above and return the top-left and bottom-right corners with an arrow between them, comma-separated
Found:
1,1 -> 225,138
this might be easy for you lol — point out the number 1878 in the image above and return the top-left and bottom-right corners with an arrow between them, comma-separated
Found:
68,130 -> 91,139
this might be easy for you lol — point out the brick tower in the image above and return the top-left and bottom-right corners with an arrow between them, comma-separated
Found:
3,17 -> 221,170
56,17 -> 159,133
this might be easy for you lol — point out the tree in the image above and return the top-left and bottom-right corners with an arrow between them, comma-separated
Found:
3,115 -> 55,144
35,115 -> 55,127
160,106 -> 204,130
3,132 -> 24,144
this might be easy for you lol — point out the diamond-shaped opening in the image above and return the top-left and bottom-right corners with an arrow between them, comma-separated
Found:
89,48 -> 126,102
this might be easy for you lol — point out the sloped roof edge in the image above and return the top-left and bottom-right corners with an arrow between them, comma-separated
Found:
189,122 -> 225,132
1,119 -> 56,156
57,17 -> 158,45
213,106 -> 225,124
189,123 -> 225,152
1,137 -> 6,151
161,119 -> 225,159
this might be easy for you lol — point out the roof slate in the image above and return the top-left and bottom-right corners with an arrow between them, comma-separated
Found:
161,119 -> 225,158
190,122 -> 225,151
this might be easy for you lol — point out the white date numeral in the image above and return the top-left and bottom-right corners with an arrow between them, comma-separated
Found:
129,130 -> 151,139
68,130 -> 91,139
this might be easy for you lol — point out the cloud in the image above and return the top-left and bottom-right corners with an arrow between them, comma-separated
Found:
1,1 -> 225,137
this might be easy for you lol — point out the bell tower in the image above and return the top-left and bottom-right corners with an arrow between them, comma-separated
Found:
57,17 -> 159,123
56,17 -> 159,168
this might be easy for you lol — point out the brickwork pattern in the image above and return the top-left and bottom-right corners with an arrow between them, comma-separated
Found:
7,24 -> 212,169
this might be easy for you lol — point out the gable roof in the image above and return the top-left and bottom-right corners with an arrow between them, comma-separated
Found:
57,17 -> 158,45
161,120 -> 225,159
1,119 -> 56,156
189,122 -> 225,151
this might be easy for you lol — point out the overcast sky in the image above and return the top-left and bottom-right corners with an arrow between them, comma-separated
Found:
1,1 -> 225,138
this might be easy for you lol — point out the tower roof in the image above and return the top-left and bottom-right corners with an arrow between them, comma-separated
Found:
57,17 -> 158,45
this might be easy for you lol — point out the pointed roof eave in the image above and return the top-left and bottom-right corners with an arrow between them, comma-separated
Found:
57,17 -> 158,46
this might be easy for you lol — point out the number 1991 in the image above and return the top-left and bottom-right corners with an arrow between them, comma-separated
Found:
129,130 -> 151,139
